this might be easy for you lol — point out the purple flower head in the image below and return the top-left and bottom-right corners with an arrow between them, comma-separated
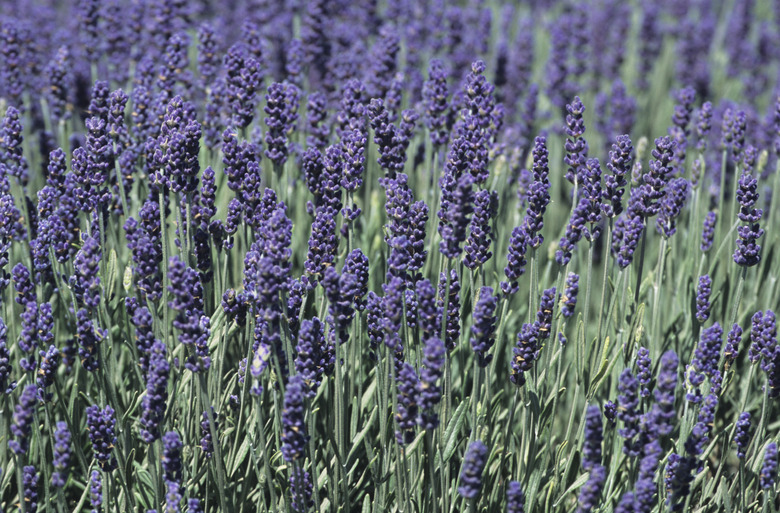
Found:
23,465 -> 39,513
641,136 -> 676,217
290,467 -> 314,513
423,59 -> 450,148
168,256 -> 210,371
71,233 -> 102,312
734,412 -> 751,459
561,273 -> 579,318
734,166 -> 764,267
655,178 -> 689,238
695,275 -> 712,323
0,318 -> 11,394
224,43 -> 263,129
470,287 -> 498,367
576,465 -> 606,513
200,408 -> 218,459
700,211 -> 717,252
439,172 -> 474,259
304,208 -> 337,285
555,197 -> 589,266
507,481 -> 525,513
140,340 -> 169,443
511,323 -> 540,387
306,92 -> 329,150
687,323 -> 723,402
37,343 -> 59,402
463,189 -> 498,270
1,106 -> 29,185
341,129 -> 366,193
564,96 -> 589,186
86,404 -> 118,471
264,82 -> 300,167
162,431 -> 183,484
581,157 -> 603,240
281,374 -> 309,463
604,135 -> 633,218
525,136 -> 551,248
52,421 -> 71,487
395,362 -> 420,445
749,311 -> 766,365
761,443 -> 778,489
651,350 -> 678,438
536,287 -> 556,340
617,369 -> 640,456
419,336 -> 445,430
695,102 -> 714,151
724,323 -> 743,366
458,441 -> 488,500
582,405 -> 603,471
365,24 -> 400,100
9,384 -> 37,455
501,225 -> 528,295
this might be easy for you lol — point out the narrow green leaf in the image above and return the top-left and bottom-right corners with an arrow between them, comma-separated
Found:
443,400 -> 469,462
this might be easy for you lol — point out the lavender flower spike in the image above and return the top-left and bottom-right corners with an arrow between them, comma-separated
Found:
458,441 -> 488,500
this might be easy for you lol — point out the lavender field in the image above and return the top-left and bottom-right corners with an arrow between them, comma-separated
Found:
0,0 -> 779,512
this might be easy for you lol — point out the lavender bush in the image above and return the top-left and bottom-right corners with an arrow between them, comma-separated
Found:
0,1 -> 778,512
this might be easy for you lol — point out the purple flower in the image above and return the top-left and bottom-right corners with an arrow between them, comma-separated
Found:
641,136 -> 676,217
511,323 -> 540,387
200,408 -> 218,459
583,405 -> 603,470
561,273 -> 579,318
651,351 -> 678,438
264,82 -> 300,167
470,287 -> 498,367
168,256 -> 210,371
9,384 -> 36,455
295,317 -> 330,398
724,323 -> 743,366
224,43 -> 263,129
700,211 -> 717,252
564,97 -> 589,186
501,225 -> 528,295
464,189 -> 498,270
140,341 -> 169,443
281,374 -> 309,463
734,412 -> 751,459
419,336 -> 445,430
52,421 -> 71,487
507,480 -> 525,513
604,135 -> 633,218
524,136 -> 551,248
576,464 -> 606,513
617,369 -> 640,456
458,441 -> 488,500
162,431 -> 183,485
36,344 -> 59,402
306,92 -> 329,150
695,275 -> 712,323
761,442 -> 778,489
423,59 -> 450,148
89,469 -> 102,512
71,233 -> 102,312
1,106 -> 28,185
636,346 -> 652,398
86,404 -> 118,471
536,287 -> 556,339
290,467 -> 314,513
438,269 -> 461,352
734,166 -> 764,267
655,178 -> 689,238
23,465 -> 39,513
556,197 -> 589,266
395,362 -> 419,445
696,102 -> 713,152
